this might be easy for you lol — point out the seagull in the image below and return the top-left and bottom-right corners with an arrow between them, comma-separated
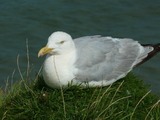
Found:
38,31 -> 160,88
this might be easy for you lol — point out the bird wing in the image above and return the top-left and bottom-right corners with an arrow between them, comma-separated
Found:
74,35 -> 143,83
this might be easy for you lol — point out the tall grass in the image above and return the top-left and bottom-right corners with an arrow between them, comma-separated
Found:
1,74 -> 159,119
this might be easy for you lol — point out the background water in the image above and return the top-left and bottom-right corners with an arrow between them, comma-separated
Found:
0,0 -> 160,94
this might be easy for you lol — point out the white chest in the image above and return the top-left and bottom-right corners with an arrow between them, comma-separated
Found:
42,52 -> 76,88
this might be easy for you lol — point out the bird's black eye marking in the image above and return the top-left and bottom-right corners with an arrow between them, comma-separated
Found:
60,41 -> 65,44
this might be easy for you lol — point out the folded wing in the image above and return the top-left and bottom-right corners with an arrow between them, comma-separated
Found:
74,36 -> 146,83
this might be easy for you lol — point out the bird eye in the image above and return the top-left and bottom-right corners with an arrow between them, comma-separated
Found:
60,41 -> 65,44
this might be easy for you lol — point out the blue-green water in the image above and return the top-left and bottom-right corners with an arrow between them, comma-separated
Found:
0,0 -> 160,94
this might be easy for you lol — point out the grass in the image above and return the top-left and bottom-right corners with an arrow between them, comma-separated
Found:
0,73 -> 160,120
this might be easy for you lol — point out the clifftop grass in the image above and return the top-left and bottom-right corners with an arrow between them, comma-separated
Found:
0,73 -> 160,120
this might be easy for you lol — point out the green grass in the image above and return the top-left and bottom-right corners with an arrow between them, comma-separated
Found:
0,73 -> 159,120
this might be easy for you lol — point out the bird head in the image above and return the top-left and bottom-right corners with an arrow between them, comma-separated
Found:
38,31 -> 75,57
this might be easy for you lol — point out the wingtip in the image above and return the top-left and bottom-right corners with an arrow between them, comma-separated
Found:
135,43 -> 160,67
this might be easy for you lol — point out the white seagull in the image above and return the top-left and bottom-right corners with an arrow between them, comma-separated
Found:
38,31 -> 160,88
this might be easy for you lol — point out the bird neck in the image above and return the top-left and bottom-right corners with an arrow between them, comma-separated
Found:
53,50 -> 76,67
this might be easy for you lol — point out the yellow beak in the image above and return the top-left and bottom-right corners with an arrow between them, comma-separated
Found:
38,46 -> 53,57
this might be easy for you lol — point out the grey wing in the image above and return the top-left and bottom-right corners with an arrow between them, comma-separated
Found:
74,36 -> 143,82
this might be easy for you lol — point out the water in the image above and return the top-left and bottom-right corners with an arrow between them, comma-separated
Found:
0,0 -> 160,94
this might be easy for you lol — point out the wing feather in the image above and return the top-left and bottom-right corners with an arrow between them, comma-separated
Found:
74,36 -> 142,83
